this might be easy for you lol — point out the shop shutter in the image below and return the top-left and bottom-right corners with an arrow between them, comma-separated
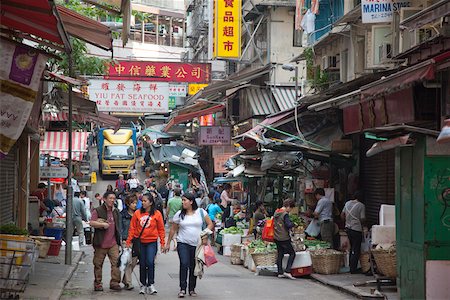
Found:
0,148 -> 17,225
360,140 -> 395,226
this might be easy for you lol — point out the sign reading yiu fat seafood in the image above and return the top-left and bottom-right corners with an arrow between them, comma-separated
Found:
361,0 -> 411,23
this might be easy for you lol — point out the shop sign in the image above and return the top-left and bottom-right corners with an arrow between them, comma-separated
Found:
214,0 -> 241,58
0,40 -> 48,157
199,126 -> 231,145
40,166 -> 68,178
188,83 -> 209,95
105,61 -> 211,83
169,84 -> 187,97
214,153 -> 235,173
361,0 -> 411,23
168,96 -> 176,110
88,79 -> 169,113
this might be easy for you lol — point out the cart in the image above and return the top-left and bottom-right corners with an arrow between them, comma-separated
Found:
0,238 -> 37,299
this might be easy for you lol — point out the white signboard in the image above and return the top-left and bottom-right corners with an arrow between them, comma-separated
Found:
169,84 -> 187,97
40,166 -> 68,178
361,0 -> 411,23
88,79 -> 169,113
199,126 -> 231,145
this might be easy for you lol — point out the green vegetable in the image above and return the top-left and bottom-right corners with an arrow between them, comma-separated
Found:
0,223 -> 28,236
289,214 -> 304,227
249,239 -> 277,253
221,226 -> 244,235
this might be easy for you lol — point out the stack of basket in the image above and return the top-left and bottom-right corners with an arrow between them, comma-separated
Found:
230,244 -> 243,265
310,249 -> 344,274
372,247 -> 397,278
251,251 -> 277,267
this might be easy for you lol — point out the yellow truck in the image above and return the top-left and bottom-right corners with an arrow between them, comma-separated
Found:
98,128 -> 136,177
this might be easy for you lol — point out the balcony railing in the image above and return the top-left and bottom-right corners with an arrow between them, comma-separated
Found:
129,29 -> 183,47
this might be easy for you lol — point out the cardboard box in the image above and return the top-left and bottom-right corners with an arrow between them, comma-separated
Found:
331,140 -> 353,154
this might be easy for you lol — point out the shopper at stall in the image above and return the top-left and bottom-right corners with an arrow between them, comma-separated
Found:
126,193 -> 165,295
73,192 -> 88,246
163,192 -> 213,298
341,191 -> 366,274
207,195 -> 222,246
90,191 -> 122,291
274,199 -> 296,280
253,201 -> 268,238
313,188 -> 334,246
80,191 -> 91,221
120,194 -> 138,290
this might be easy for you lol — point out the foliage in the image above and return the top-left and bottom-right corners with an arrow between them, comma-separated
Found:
57,0 -> 111,19
0,223 -> 28,235
133,11 -> 154,23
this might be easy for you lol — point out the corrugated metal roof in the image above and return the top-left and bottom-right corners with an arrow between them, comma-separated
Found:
271,87 -> 296,111
244,88 -> 277,116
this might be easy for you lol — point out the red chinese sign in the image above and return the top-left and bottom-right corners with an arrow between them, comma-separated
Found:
105,61 -> 211,83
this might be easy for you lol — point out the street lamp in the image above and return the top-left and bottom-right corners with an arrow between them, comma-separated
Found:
281,63 -> 304,140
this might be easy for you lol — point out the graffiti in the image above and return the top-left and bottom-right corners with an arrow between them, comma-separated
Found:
433,168 -> 450,228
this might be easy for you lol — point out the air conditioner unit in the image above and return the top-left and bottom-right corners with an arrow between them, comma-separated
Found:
322,56 -> 337,70
399,7 -> 422,52
379,43 -> 392,62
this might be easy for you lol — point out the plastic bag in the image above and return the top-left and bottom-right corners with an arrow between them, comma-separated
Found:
305,219 -> 321,237
262,218 -> 274,242
204,244 -> 218,267
361,232 -> 370,253
119,248 -> 132,272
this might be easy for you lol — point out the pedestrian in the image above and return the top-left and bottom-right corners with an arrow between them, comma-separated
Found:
127,173 -> 140,190
73,192 -> 88,246
106,184 -> 114,192
207,194 -> 222,245
253,201 -> 268,238
220,183 -> 235,218
115,174 -> 127,194
341,191 -> 366,274
89,191 -> 122,291
274,199 -> 296,280
313,188 -> 334,246
126,193 -> 165,295
166,187 -> 183,249
94,193 -> 103,207
163,192 -> 213,298
149,184 -> 165,223
80,190 -> 91,221
120,194 -> 139,290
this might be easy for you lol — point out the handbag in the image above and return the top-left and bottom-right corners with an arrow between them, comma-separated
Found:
204,244 -> 218,267
262,218 -> 274,242
132,215 -> 150,257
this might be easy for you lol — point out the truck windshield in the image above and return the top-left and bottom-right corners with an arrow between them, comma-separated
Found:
104,145 -> 134,160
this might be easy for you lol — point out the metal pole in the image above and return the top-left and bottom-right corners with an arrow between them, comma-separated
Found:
47,155 -> 51,201
65,52 -> 73,265
294,66 -> 305,141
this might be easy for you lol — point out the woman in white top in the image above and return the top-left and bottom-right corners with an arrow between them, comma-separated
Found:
163,192 -> 213,298
127,173 -> 140,189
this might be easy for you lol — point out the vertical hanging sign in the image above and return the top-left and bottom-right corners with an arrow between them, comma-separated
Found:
214,0 -> 241,59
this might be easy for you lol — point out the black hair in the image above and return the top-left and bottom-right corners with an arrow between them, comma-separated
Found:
95,193 -> 100,197
208,191 -> 215,199
283,198 -> 295,208
314,188 -> 325,196
223,183 -> 232,190
180,192 -> 198,220
38,183 -> 47,189
80,191 -> 87,196
353,191 -> 362,200
140,192 -> 156,216
174,188 -> 182,196
74,192 -> 81,197
103,191 -> 116,199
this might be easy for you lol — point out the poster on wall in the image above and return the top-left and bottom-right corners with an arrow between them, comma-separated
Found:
361,0 -> 411,23
88,79 -> 170,113
0,40 -> 48,157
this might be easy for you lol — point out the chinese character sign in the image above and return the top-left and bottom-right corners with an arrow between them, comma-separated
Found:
199,126 -> 231,145
169,84 -> 187,97
188,83 -> 209,95
361,0 -> 411,23
88,79 -> 170,113
106,61 -> 211,83
215,0 -> 241,58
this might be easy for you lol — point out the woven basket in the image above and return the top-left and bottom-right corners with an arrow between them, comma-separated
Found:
230,244 -> 243,265
372,248 -> 397,278
360,252 -> 371,273
35,239 -> 51,258
251,252 -> 277,267
310,251 -> 344,275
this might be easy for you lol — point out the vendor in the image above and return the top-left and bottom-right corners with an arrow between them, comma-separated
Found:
313,188 -> 334,246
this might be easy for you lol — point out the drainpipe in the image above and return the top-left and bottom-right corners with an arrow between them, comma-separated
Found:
65,52 -> 73,265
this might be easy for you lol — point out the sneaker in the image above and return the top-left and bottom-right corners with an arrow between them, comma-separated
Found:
277,274 -> 285,278
139,286 -> 146,294
124,284 -> 134,290
147,284 -> 157,294
283,272 -> 296,280
94,284 -> 103,291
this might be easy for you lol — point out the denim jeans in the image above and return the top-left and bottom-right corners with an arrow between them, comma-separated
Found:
177,242 -> 197,292
274,240 -> 296,274
139,242 -> 157,286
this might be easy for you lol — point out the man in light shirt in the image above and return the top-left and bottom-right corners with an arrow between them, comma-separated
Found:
313,188 -> 334,246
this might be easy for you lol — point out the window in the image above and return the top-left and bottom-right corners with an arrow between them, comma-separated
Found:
371,25 -> 392,65
104,145 -> 134,160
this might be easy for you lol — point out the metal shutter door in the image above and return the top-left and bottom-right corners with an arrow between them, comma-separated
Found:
0,148 -> 17,225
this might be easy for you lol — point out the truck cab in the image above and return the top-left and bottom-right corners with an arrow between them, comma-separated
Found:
98,128 -> 136,177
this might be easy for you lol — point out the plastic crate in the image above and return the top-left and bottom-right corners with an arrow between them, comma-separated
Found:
47,240 -> 62,256
44,228 -> 64,240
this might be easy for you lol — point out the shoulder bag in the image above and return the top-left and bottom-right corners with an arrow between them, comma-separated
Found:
132,215 -> 150,257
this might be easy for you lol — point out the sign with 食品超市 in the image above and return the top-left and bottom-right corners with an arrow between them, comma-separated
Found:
361,0 -> 411,23
88,79 -> 169,113
105,61 -> 211,83
199,126 -> 231,145
214,0 -> 241,58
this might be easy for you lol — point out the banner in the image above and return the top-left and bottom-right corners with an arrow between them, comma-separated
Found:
106,61 -> 211,83
214,0 -> 241,58
188,83 -> 209,95
88,79 -> 169,113
361,0 -> 411,23
199,126 -> 231,145
0,41 -> 47,157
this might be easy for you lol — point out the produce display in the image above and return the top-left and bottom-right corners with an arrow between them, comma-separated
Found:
304,239 -> 330,250
221,226 -> 244,235
248,239 -> 277,253
310,248 -> 341,255
0,223 -> 28,235
289,214 -> 305,227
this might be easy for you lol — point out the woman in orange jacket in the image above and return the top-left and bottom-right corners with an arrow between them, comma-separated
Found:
126,193 -> 165,295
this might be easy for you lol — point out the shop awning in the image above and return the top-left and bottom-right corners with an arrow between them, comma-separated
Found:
308,89 -> 361,111
235,110 -> 293,140
45,71 -> 84,86
59,91 -> 98,115
43,111 -> 85,123
57,5 -> 113,51
400,0 -> 450,30
0,0 -> 71,51
164,104 -> 225,132
40,131 -> 90,161
270,87 -> 296,111
85,112 -> 121,131
244,88 -> 277,116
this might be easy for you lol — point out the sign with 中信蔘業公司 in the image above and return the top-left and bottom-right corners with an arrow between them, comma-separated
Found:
105,61 -> 211,83
88,79 -> 169,113
188,83 -> 209,95
214,0 -> 241,58
40,166 -> 69,179
361,0 -> 411,23
169,83 -> 187,97
199,126 -> 231,145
